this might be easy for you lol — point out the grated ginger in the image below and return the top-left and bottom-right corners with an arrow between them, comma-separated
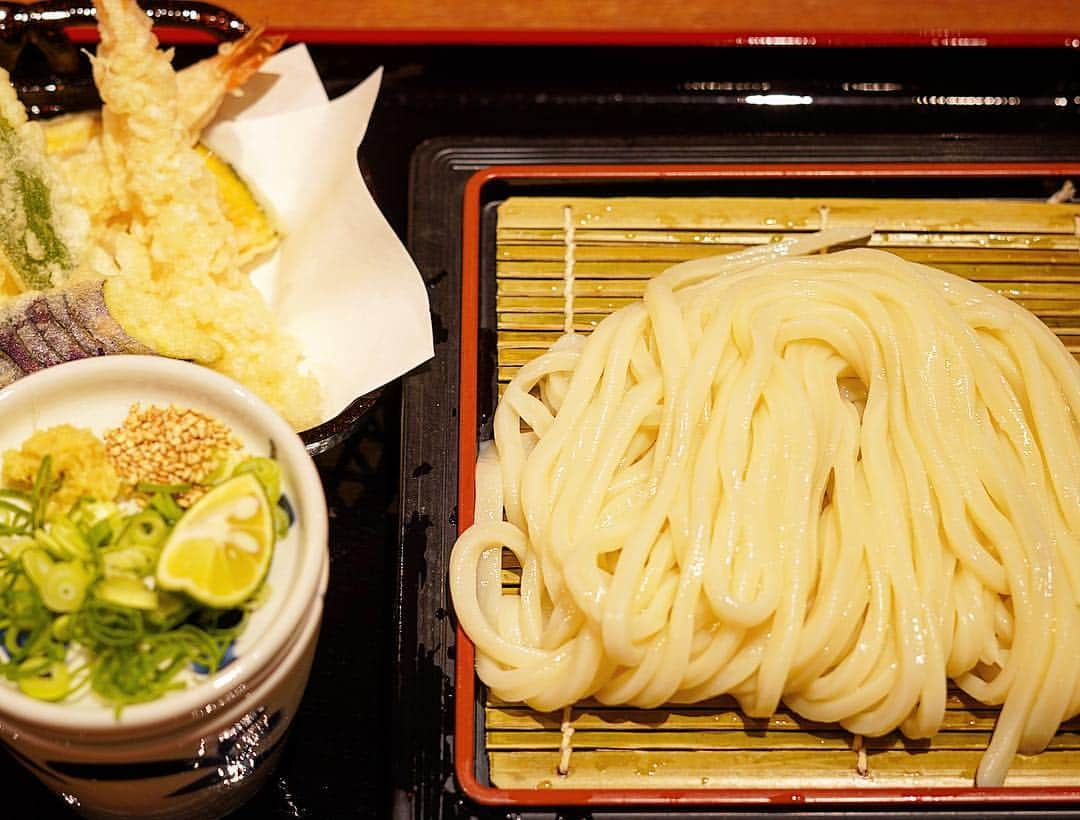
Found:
3,425 -> 120,510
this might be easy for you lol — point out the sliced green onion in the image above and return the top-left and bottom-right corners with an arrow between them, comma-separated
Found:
117,510 -> 168,549
80,599 -> 143,647
203,450 -> 243,486
148,493 -> 184,525
84,518 -> 114,550
30,456 -> 60,530
0,442 -> 282,711
102,546 -> 155,576
233,457 -> 281,504
38,562 -> 91,613
145,591 -> 193,631
35,516 -> 92,561
272,505 -> 289,539
20,548 -> 53,590
91,645 -> 186,711
135,482 -> 191,495
51,614 -> 73,642
0,497 -> 31,517
17,659 -> 70,701
96,576 -> 157,611
69,499 -> 123,548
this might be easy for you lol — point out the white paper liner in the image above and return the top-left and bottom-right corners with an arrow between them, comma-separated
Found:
202,46 -> 434,424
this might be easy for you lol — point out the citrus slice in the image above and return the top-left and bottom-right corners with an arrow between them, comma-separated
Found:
156,473 -> 275,608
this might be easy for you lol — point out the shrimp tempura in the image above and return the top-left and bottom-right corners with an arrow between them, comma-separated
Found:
91,0 -> 237,288
85,0 -> 322,430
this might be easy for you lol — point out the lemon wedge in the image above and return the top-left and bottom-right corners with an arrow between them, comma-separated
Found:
156,473 -> 274,608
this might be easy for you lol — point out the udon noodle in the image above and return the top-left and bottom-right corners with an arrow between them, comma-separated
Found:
449,237 -> 1080,787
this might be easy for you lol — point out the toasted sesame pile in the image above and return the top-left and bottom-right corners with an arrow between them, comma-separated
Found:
104,403 -> 241,488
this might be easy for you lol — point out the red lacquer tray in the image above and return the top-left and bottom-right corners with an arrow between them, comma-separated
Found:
453,161 -> 1080,811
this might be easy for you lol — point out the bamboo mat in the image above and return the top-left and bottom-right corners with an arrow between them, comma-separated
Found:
484,194 -> 1080,792
494,196 -> 1080,386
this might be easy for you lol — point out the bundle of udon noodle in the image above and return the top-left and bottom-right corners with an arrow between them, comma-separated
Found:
0,0 -> 321,429
450,235 -> 1080,787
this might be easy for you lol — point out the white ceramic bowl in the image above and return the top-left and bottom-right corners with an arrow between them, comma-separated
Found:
0,356 -> 329,819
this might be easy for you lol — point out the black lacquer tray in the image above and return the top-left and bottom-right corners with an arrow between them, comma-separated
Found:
396,134 -> 1080,820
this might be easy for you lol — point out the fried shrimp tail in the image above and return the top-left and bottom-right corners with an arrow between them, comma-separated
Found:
178,26 -> 287,142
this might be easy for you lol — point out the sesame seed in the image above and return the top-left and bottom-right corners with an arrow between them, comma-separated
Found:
103,403 -> 242,489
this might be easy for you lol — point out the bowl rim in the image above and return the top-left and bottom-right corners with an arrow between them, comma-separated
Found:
0,355 -> 329,734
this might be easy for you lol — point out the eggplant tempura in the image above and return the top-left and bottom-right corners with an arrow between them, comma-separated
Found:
0,0 -> 321,430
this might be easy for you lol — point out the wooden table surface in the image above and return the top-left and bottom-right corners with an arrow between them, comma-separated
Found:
214,0 -> 1077,44
8,0 -> 1078,45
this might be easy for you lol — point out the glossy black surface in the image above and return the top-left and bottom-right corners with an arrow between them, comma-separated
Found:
2,34 -> 1080,820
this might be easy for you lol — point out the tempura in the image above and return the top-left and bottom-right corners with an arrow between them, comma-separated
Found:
0,0 -> 322,431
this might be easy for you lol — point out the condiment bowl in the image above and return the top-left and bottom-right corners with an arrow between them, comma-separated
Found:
0,355 -> 329,819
